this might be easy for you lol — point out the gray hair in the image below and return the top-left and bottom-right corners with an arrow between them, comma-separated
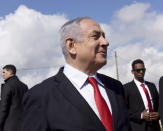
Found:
60,17 -> 91,57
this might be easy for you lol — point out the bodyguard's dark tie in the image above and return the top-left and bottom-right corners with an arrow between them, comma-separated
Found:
88,77 -> 113,131
140,83 -> 153,112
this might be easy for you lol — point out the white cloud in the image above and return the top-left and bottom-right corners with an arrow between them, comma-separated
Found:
109,2 -> 163,47
115,3 -> 151,23
0,5 -> 66,68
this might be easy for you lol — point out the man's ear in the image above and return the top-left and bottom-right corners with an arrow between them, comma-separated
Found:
8,70 -> 14,76
65,38 -> 76,55
131,70 -> 134,74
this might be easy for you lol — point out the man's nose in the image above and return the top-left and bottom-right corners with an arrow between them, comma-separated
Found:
140,70 -> 144,73
101,37 -> 109,47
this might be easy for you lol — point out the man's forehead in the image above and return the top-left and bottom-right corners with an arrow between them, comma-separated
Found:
80,18 -> 98,24
3,69 -> 7,71
80,19 -> 101,29
3,69 -> 10,72
80,19 -> 103,34
134,63 -> 145,68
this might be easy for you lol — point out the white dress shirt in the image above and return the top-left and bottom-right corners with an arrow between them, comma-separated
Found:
134,79 -> 153,112
63,64 -> 112,120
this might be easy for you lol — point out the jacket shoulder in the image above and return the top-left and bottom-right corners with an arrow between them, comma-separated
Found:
97,73 -> 121,84
123,81 -> 134,87
145,81 -> 155,86
123,81 -> 135,92
29,75 -> 55,90
97,73 -> 124,93
25,74 -> 59,98
160,76 -> 163,83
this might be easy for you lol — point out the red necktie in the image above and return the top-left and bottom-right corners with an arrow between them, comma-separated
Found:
88,77 -> 113,131
140,83 -> 153,112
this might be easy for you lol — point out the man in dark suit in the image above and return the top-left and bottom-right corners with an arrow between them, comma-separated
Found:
21,17 -> 131,131
124,59 -> 160,131
0,64 -> 28,131
159,76 -> 163,126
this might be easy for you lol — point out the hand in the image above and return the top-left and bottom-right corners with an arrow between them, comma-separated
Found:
142,109 -> 150,121
149,112 -> 159,121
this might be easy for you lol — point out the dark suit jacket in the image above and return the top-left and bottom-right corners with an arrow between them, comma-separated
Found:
0,76 -> 28,131
21,68 -> 131,131
123,80 -> 160,131
159,76 -> 163,126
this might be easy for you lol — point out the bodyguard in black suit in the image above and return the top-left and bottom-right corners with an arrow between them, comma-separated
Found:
21,17 -> 131,131
124,59 -> 160,131
0,65 -> 28,131
159,76 -> 163,126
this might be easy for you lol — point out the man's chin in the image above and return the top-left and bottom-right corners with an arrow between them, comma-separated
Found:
96,60 -> 107,69
138,77 -> 144,82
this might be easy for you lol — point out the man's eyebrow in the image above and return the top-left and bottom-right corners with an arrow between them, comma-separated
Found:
91,30 -> 100,34
91,30 -> 105,37
90,30 -> 104,35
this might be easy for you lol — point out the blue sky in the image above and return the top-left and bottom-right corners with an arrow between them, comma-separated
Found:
1,0 -> 163,23
0,0 -> 163,87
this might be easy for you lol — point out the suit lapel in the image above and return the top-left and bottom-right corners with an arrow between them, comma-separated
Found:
145,82 -> 156,110
131,81 -> 145,109
54,68 -> 105,130
146,82 -> 153,97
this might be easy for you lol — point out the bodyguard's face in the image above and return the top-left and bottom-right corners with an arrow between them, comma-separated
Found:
132,63 -> 146,82
2,69 -> 13,80
75,19 -> 109,70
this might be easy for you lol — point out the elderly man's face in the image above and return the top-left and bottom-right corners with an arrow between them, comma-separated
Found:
75,19 -> 109,70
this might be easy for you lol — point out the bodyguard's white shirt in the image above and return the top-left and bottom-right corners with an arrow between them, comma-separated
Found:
134,79 -> 153,112
63,64 -> 112,120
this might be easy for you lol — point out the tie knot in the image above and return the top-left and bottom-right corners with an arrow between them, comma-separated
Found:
88,77 -> 96,83
140,83 -> 145,88
88,77 -> 97,84
87,77 -> 98,89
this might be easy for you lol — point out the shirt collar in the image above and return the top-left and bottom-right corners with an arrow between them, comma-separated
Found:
89,75 -> 104,87
4,75 -> 17,83
63,64 -> 104,89
63,64 -> 88,89
134,78 -> 146,86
